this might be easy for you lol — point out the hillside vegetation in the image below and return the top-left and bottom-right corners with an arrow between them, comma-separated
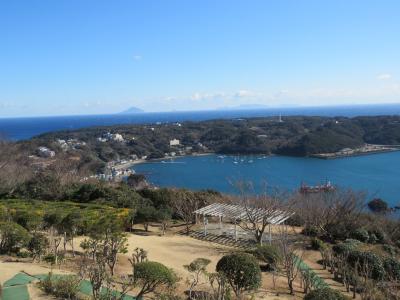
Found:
11,115 -> 400,174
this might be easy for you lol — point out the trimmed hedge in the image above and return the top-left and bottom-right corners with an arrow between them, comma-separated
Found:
305,288 -> 349,300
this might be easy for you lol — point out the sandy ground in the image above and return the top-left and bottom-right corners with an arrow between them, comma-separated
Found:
0,225 -> 352,299
73,226 -> 305,299
75,229 -> 234,278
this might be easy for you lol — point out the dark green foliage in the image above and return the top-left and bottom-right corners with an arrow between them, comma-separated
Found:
39,273 -> 81,299
368,233 -> 377,244
310,238 -> 325,250
16,173 -> 63,201
134,261 -> 178,298
216,253 -> 261,296
332,240 -> 360,256
369,228 -> 386,243
383,257 -> 400,280
383,244 -> 398,256
251,245 -> 281,270
368,198 -> 389,213
350,228 -> 369,243
12,209 -> 42,231
134,205 -> 160,231
28,232 -> 49,260
0,221 -> 31,254
347,251 -> 385,280
304,288 -> 349,300
303,226 -> 319,237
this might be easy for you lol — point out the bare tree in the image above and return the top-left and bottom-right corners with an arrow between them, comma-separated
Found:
276,225 -> 303,295
294,188 -> 365,239
172,190 -> 203,235
0,140 -> 32,196
235,181 -> 295,244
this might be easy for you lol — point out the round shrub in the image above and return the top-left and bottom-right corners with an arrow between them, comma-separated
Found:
134,261 -> 178,298
347,251 -> 385,280
370,228 -> 386,243
332,240 -> 359,256
0,221 -> 31,254
216,253 -> 261,296
251,245 -> 281,270
368,234 -> 378,244
382,244 -> 397,256
383,257 -> 400,280
305,288 -> 349,300
350,228 -> 369,243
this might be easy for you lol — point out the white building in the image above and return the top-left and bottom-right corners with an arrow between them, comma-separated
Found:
37,147 -> 55,158
169,139 -> 180,146
112,133 -> 124,142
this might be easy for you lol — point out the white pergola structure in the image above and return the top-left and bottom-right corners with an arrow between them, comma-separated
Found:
193,203 -> 293,243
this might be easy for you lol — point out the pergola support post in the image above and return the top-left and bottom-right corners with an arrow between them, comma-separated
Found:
234,220 -> 237,241
269,224 -> 272,245
203,215 -> 207,237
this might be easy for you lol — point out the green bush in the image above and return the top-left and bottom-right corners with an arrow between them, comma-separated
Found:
382,244 -> 397,256
39,273 -> 81,299
332,240 -> 359,256
347,251 -> 385,280
350,228 -> 369,243
368,233 -> 378,244
134,261 -> 178,298
304,288 -> 349,300
216,253 -> 261,296
251,245 -> 281,270
0,221 -> 31,254
370,228 -> 386,243
28,232 -> 49,260
16,250 -> 30,258
383,257 -> 400,280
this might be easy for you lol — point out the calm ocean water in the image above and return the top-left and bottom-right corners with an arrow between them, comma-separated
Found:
2,104 -> 400,140
133,153 -> 400,207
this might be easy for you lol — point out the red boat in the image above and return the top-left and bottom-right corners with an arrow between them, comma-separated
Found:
299,181 -> 335,194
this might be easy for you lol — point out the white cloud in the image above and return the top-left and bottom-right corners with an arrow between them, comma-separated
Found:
377,73 -> 392,80
133,55 -> 142,61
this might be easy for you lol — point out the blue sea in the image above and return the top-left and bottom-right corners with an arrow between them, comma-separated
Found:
133,153 -> 400,207
2,103 -> 400,140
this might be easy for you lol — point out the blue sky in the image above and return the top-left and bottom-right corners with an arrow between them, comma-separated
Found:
1,0 -> 400,117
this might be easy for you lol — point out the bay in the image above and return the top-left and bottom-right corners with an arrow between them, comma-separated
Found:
133,152 -> 400,207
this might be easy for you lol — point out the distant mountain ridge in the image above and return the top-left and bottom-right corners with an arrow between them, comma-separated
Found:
119,106 -> 145,114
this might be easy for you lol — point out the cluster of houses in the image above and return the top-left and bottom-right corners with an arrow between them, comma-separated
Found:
97,132 -> 127,143
36,146 -> 55,158
56,138 -> 86,151
90,167 -> 134,182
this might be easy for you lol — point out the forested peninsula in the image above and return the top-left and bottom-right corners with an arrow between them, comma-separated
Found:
10,115 -> 400,174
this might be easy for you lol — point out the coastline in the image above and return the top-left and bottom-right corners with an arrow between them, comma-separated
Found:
114,152 -> 215,170
311,148 -> 400,160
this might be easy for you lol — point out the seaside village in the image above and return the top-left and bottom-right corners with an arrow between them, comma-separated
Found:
31,125 -> 206,182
